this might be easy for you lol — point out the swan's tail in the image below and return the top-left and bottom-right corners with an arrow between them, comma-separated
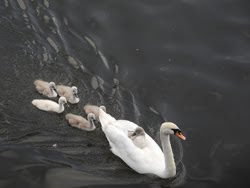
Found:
99,107 -> 116,130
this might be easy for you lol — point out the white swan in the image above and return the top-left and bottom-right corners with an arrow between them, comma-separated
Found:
56,85 -> 79,104
65,113 -> 96,131
91,107 -> 186,179
32,97 -> 67,113
34,79 -> 57,98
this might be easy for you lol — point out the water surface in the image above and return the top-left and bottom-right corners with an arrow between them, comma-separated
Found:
0,0 -> 250,187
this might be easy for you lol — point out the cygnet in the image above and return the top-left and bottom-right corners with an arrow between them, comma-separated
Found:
65,113 -> 96,131
83,104 -> 106,121
56,85 -> 79,104
34,79 -> 57,98
32,97 -> 67,113
128,126 -> 147,149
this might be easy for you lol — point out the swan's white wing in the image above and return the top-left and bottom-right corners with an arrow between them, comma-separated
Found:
99,109 -> 166,176
103,123 -> 147,166
132,136 -> 147,149
103,123 -> 165,175
99,109 -> 163,154
111,120 -> 163,153
112,120 -> 138,133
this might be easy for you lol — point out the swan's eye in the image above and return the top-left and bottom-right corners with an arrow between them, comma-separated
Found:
172,129 -> 178,133
172,129 -> 182,135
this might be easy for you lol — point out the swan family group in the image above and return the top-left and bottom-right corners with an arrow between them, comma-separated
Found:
32,79 -> 186,179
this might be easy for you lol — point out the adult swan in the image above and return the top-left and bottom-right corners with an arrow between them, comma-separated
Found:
84,106 -> 186,179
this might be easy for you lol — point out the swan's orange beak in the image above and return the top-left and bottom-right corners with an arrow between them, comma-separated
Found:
175,132 -> 186,140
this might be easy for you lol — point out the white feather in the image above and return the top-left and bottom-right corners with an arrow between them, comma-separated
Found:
98,108 -> 168,178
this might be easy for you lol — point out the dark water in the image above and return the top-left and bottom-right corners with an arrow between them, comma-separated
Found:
0,0 -> 250,187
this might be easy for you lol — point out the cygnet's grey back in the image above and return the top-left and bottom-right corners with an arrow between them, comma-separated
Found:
56,85 -> 71,96
84,104 -> 100,120
56,85 -> 79,104
34,79 -> 57,98
66,113 -> 95,131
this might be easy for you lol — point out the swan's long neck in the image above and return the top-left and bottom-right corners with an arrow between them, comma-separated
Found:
160,133 -> 176,178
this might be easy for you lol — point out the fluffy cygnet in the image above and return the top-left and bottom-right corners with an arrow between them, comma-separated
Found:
128,126 -> 147,149
66,113 -> 96,131
32,97 -> 67,113
34,79 -> 57,98
56,85 -> 79,104
83,104 -> 106,121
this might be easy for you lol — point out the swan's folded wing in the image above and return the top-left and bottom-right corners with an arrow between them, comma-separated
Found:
132,136 -> 147,149
101,117 -> 162,155
103,124 -> 165,175
103,123 -> 143,157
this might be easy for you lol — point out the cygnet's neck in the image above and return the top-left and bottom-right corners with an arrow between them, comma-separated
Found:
89,122 -> 95,130
50,87 -> 57,97
72,93 -> 79,103
160,132 -> 176,178
74,96 -> 79,102
58,101 -> 64,111
88,118 -> 96,130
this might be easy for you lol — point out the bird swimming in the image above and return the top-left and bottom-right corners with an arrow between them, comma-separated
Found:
65,113 -> 96,131
32,97 -> 67,113
56,85 -> 79,104
84,106 -> 186,179
34,79 -> 57,98
83,104 -> 106,121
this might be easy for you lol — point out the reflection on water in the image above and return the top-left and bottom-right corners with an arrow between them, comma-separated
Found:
0,0 -> 250,187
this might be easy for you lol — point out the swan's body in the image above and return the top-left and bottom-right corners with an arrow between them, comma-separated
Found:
66,113 -> 96,131
34,79 -> 57,98
128,127 -> 147,149
56,85 -> 79,104
95,108 -> 186,179
32,97 -> 67,113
